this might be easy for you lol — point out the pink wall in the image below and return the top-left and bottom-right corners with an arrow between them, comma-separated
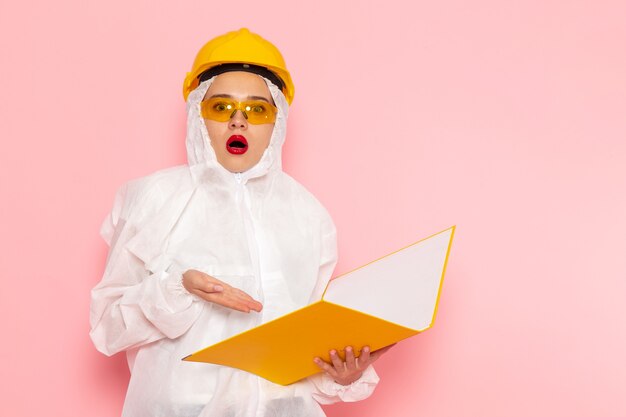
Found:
1,1 -> 625,415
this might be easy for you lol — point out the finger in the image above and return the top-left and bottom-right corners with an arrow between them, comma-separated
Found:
313,357 -> 337,378
221,295 -> 256,313
201,292 -> 252,313
226,288 -> 261,308
224,286 -> 262,309
247,299 -> 263,312
222,291 -> 262,312
231,287 -> 261,304
203,281 -> 224,293
195,284 -> 262,313
345,346 -> 357,370
202,273 -> 233,292
359,345 -> 371,364
329,349 -> 344,371
190,289 -> 230,307
192,274 -> 225,293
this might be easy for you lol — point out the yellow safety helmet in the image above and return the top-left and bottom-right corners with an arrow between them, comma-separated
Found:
183,28 -> 295,104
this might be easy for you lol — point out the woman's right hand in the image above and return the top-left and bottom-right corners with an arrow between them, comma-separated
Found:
182,269 -> 263,313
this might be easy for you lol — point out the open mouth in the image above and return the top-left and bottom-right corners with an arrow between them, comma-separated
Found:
226,135 -> 249,155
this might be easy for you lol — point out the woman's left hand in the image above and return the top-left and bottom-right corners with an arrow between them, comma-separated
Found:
313,344 -> 395,386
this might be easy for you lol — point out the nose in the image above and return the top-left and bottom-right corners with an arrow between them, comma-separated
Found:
229,109 -> 248,129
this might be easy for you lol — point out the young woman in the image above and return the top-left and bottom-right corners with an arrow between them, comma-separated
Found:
90,28 -> 387,417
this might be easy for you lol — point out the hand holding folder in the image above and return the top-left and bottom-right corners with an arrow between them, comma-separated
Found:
183,226 -> 455,385
313,343 -> 396,385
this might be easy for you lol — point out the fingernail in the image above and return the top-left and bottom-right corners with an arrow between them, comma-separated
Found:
214,285 -> 224,291
330,350 -> 336,355
346,346 -> 352,352
363,347 -> 370,352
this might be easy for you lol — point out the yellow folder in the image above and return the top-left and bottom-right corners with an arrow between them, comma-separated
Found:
182,226 -> 455,385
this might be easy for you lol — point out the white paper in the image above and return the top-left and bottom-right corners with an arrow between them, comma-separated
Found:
323,228 -> 453,331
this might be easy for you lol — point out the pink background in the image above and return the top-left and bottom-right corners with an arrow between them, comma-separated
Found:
1,1 -> 625,415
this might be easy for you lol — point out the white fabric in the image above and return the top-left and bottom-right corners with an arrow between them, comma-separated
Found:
90,76 -> 379,417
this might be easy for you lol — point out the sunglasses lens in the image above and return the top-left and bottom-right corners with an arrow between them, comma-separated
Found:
201,98 -> 277,124
244,101 -> 277,124
201,98 -> 234,122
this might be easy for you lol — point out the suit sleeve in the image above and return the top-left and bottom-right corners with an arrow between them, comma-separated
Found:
89,183 -> 203,356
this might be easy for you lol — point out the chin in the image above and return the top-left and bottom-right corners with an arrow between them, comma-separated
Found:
219,158 -> 252,173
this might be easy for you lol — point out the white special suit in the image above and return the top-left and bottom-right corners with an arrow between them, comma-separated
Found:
89,76 -> 380,417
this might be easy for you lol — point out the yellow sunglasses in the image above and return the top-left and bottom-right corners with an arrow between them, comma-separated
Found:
201,97 -> 277,124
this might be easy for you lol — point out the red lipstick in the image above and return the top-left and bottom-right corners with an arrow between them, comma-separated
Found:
226,135 -> 248,155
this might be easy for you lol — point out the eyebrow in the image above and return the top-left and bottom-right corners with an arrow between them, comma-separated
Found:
208,93 -> 271,103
